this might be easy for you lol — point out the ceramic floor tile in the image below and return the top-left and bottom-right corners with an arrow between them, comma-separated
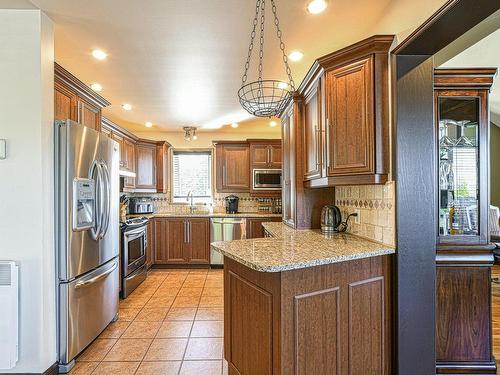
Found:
119,296 -> 150,309
91,361 -> 140,375
189,269 -> 209,275
177,288 -> 203,297
135,361 -> 181,375
199,295 -> 224,307
99,321 -> 131,339
121,321 -> 161,339
144,296 -> 175,308
184,338 -> 223,360
179,360 -> 222,375
195,308 -> 224,321
156,321 -> 193,338
166,308 -> 197,321
172,295 -> 201,308
204,279 -> 223,288
77,338 -> 116,362
153,287 -> 180,297
103,338 -> 152,362
118,308 -> 141,321
202,288 -> 224,297
143,338 -> 188,361
67,361 -> 98,375
134,307 -> 169,322
190,321 -> 224,338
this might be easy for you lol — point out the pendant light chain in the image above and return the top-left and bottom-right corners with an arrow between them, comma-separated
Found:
270,0 -> 295,90
241,0 -> 261,87
258,0 -> 266,82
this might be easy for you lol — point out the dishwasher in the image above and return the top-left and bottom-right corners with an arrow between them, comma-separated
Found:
210,217 -> 247,267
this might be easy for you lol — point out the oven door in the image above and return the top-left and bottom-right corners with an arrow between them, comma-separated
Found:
253,169 -> 282,190
123,226 -> 146,276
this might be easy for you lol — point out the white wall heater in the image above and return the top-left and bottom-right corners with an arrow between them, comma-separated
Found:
0,261 -> 19,369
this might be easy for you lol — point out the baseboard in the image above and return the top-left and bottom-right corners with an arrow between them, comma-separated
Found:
0,362 -> 58,375
436,360 -> 497,374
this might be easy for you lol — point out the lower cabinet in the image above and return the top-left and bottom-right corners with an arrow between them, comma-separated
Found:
153,218 -> 210,265
146,220 -> 155,269
247,217 -> 282,239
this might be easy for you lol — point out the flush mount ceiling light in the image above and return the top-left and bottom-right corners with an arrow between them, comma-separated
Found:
288,50 -> 304,62
306,0 -> 328,14
90,83 -> 103,92
231,123 -> 239,128
91,49 -> 107,60
238,0 -> 295,118
122,103 -> 132,111
183,126 -> 198,141
145,122 -> 153,128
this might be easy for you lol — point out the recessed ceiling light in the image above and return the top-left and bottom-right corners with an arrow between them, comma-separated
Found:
91,49 -> 107,60
306,0 -> 328,14
122,103 -> 132,111
90,83 -> 102,92
277,82 -> 289,90
231,123 -> 239,128
192,135 -> 198,140
288,50 -> 304,62
270,121 -> 278,127
145,122 -> 153,128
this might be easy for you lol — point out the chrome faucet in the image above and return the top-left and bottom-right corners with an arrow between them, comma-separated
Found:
187,191 -> 196,213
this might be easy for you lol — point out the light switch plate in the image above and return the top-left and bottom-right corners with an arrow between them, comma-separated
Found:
0,139 -> 6,160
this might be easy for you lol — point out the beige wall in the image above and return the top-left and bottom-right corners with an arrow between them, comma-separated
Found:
0,8 -> 56,373
492,123 -> 500,207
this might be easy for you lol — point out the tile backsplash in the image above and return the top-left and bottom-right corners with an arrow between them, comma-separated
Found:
335,182 -> 396,247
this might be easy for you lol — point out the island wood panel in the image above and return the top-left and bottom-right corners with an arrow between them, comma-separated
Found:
436,266 -> 492,362
224,255 -> 392,375
326,57 -> 374,176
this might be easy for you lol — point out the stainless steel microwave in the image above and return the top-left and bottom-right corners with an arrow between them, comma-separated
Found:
253,169 -> 282,190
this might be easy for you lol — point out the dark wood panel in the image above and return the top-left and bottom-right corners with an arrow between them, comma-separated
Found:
295,287 -> 340,374
246,217 -> 282,239
215,143 -> 251,192
54,82 -> 76,121
135,142 -> 156,190
123,139 -> 136,189
77,97 -> 101,131
436,266 -> 491,361
303,81 -> 322,180
146,219 -> 154,269
250,144 -> 269,168
348,277 -> 384,375
155,141 -> 170,194
187,218 -> 210,264
269,143 -> 282,168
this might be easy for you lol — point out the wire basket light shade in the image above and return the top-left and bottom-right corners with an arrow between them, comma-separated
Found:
238,80 -> 292,118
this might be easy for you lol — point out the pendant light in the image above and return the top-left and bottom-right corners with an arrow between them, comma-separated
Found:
183,127 -> 198,141
238,0 -> 296,118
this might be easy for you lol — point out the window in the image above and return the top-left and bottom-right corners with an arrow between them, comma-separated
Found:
172,150 -> 212,203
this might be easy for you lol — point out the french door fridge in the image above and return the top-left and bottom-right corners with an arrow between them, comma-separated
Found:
55,120 -> 120,372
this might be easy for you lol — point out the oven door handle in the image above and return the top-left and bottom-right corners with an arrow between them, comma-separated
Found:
74,261 -> 117,289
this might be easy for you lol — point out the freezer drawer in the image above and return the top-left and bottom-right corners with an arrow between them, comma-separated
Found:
59,258 -> 119,367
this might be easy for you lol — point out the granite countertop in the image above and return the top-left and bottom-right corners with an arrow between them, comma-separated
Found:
210,222 -> 395,273
127,212 -> 282,219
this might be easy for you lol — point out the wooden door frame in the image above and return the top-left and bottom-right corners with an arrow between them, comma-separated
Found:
392,1 -> 500,374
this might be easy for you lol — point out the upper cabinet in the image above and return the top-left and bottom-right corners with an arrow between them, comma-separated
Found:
299,35 -> 394,187
249,140 -> 282,169
215,142 -> 251,192
135,140 -> 157,191
54,63 -> 109,131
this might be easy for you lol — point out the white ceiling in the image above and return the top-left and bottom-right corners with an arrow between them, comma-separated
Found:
28,0 -> 448,133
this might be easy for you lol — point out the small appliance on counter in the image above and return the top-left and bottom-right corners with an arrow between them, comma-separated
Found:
225,195 -> 239,214
321,205 -> 342,234
128,197 -> 154,214
120,216 -> 149,298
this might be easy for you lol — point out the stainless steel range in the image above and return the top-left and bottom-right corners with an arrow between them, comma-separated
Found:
120,216 -> 149,298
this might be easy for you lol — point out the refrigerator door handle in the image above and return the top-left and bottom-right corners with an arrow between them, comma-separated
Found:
89,161 -> 103,240
74,261 -> 118,289
99,162 -> 111,239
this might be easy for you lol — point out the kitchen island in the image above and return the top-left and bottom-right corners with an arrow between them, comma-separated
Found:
211,222 -> 395,375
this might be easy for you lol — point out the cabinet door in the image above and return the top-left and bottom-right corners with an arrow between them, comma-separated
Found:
282,111 -> 295,227
135,143 -> 157,190
77,97 -> 101,131
146,220 -> 155,268
123,139 -> 136,189
303,84 -> 322,180
269,144 -> 282,168
246,218 -> 281,239
154,219 -> 188,264
187,219 -> 210,264
326,57 -> 374,176
216,144 -> 250,192
251,144 -> 270,168
110,133 -> 125,168
55,83 -> 77,121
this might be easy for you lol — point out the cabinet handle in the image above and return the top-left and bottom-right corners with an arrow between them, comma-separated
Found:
268,147 -> 271,166
315,125 -> 321,168
325,118 -> 331,170
222,165 -> 227,185
188,221 -> 191,243
184,221 -> 188,243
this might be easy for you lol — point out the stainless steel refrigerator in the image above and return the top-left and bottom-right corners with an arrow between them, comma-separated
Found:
55,120 -> 120,372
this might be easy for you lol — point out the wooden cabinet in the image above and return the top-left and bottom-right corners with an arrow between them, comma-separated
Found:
434,68 -> 497,374
249,141 -> 282,169
54,63 -> 109,130
246,217 -> 282,239
299,35 -> 392,187
146,219 -> 155,269
155,141 -> 170,194
281,107 -> 296,228
153,217 -> 210,265
215,142 -> 250,192
135,141 -> 157,190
